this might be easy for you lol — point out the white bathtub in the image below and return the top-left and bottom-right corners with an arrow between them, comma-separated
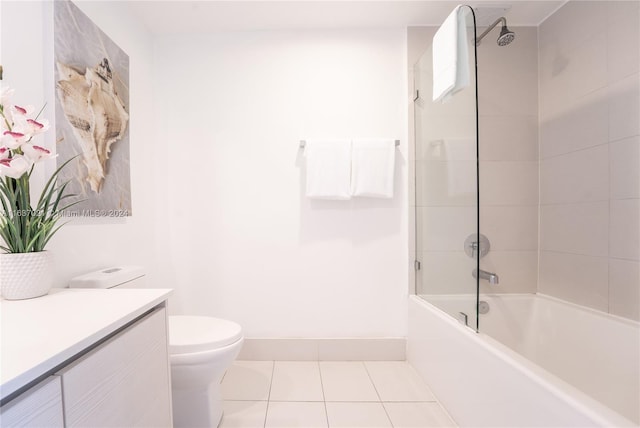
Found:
408,294 -> 639,427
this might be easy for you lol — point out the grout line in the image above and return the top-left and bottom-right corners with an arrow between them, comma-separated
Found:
362,361 -> 395,427
263,361 -> 275,428
317,361 -> 330,428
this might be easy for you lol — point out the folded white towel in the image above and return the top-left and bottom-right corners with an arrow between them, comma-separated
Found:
432,5 -> 470,103
304,140 -> 352,200
351,139 -> 395,198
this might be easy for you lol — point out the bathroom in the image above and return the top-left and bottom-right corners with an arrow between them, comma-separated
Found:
0,0 -> 638,427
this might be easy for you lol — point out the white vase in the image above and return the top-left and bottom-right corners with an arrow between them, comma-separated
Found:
0,251 -> 53,300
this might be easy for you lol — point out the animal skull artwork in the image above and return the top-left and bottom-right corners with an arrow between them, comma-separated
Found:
56,58 -> 128,193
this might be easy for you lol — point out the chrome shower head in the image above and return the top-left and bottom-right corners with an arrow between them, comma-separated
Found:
475,17 -> 516,47
497,25 -> 515,46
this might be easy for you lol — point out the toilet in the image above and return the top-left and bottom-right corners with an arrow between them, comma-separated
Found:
69,266 -> 244,428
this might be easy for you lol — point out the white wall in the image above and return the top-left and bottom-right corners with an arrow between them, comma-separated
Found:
0,1 -> 160,288
153,30 -> 409,337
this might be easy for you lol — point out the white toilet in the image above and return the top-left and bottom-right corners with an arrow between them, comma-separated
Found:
69,266 -> 244,428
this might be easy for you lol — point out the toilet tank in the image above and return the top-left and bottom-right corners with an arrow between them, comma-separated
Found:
68,266 -> 146,289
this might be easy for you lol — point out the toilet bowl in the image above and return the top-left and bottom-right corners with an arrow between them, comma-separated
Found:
68,267 -> 244,428
169,316 -> 243,427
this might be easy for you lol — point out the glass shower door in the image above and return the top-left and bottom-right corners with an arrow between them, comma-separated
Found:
413,8 -> 480,329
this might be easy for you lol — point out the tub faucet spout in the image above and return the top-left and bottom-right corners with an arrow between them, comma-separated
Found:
473,268 -> 499,285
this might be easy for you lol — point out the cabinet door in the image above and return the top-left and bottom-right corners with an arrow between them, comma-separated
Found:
58,308 -> 172,427
0,376 -> 64,427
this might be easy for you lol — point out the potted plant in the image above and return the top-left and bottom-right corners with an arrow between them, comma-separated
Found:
0,86 -> 76,299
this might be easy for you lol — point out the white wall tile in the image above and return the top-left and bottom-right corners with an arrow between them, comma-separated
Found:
539,202 -> 609,257
539,31 -> 607,116
479,115 -> 538,161
610,136 -> 640,200
609,73 -> 640,142
538,251 -> 609,312
418,250 -> 538,295
480,206 -> 538,251
416,161 -> 477,207
480,161 -> 538,206
609,259 -> 640,321
607,0 -> 640,25
539,1 -> 608,50
537,1 -> 640,321
419,251 -> 477,295
478,251 -> 538,294
610,199 -> 640,261
540,145 -> 609,205
416,116 -> 476,161
607,10 -> 640,83
539,89 -> 608,159
477,27 -> 538,116
417,135 -> 476,162
418,207 -> 476,252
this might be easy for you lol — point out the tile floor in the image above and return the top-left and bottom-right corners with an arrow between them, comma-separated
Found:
220,361 -> 457,428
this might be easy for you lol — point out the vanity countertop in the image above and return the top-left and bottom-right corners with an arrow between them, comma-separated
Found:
0,288 -> 172,401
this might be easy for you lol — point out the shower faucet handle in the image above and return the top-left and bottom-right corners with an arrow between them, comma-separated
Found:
464,234 -> 491,259
467,241 -> 479,257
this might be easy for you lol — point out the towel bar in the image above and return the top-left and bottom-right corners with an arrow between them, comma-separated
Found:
299,140 -> 400,148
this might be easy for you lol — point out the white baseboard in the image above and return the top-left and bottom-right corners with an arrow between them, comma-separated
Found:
237,338 -> 406,361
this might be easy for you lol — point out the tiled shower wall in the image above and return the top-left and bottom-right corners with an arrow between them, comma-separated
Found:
410,1 -> 639,321
409,26 -> 539,296
477,27 -> 539,295
538,1 -> 640,320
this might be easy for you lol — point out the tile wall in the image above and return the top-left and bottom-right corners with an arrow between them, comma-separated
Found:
477,27 -> 539,295
409,25 -> 539,296
538,0 -> 640,320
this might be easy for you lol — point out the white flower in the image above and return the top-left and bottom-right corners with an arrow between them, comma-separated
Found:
0,155 -> 31,179
22,144 -> 53,163
0,147 -> 9,160
1,131 -> 27,150
11,104 -> 35,117
0,86 -> 15,106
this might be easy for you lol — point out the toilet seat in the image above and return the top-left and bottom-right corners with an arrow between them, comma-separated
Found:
168,315 -> 243,354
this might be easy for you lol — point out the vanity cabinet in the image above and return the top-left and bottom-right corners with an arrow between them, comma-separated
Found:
1,303 -> 172,427
0,377 -> 64,427
58,307 -> 172,427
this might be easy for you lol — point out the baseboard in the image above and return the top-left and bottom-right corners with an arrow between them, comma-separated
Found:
237,337 -> 406,361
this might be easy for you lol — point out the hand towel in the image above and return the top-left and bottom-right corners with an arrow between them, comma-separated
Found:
432,5 -> 470,103
304,140 -> 352,200
351,139 -> 395,198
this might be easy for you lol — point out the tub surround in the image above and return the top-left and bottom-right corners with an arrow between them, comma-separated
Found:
408,295 -> 639,427
0,288 -> 172,403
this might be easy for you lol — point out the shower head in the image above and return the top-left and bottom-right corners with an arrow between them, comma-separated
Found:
497,25 -> 515,46
475,17 -> 516,47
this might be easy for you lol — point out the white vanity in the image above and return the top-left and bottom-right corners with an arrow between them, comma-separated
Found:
0,288 -> 173,427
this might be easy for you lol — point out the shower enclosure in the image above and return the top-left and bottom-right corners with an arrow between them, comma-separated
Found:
414,6 -> 538,333
413,6 -> 482,330
411,3 -> 639,426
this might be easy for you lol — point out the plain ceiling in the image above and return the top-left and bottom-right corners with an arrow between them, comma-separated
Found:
128,0 -> 566,34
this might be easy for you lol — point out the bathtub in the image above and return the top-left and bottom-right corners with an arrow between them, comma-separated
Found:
408,294 -> 639,427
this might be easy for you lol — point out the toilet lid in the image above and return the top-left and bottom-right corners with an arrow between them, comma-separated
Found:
168,316 -> 242,354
